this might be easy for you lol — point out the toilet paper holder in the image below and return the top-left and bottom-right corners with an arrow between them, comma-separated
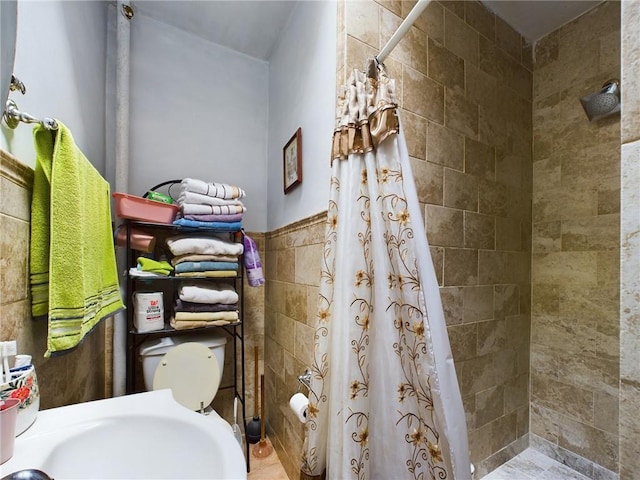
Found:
297,369 -> 312,392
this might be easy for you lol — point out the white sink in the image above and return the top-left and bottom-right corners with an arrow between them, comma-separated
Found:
1,390 -> 247,479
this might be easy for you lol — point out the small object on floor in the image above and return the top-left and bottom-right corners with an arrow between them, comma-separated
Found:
252,374 -> 273,459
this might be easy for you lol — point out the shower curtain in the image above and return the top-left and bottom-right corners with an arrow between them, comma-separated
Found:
301,63 -> 471,480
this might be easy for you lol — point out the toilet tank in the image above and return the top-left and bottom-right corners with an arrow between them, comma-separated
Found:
139,331 -> 228,392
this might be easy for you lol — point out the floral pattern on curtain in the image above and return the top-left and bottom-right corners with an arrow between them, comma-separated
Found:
301,64 -> 470,480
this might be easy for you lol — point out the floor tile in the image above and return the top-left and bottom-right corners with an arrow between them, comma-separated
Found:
481,448 -> 591,480
247,437 -> 290,480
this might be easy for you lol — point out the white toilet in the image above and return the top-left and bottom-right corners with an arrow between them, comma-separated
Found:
139,332 -> 228,413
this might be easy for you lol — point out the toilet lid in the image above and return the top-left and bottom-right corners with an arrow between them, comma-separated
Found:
152,342 -> 221,411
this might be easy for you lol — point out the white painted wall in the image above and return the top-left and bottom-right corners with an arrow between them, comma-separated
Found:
129,13 -> 269,232
0,0 -> 107,173
267,1 -> 337,231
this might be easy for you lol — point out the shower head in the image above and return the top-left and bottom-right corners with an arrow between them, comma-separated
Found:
580,79 -> 620,121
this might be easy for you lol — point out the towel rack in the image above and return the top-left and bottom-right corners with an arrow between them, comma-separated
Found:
3,99 -> 58,131
3,76 -> 58,130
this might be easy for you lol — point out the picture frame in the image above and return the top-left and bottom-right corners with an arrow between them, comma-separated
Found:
283,127 -> 302,194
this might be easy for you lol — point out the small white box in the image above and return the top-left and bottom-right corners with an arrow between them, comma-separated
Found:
133,292 -> 165,333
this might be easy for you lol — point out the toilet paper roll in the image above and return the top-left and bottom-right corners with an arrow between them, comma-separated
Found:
289,393 -> 309,424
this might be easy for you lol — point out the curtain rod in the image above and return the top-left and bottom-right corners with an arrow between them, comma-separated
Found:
375,0 -> 432,64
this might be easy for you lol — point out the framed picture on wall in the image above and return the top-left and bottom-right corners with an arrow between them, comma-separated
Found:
283,128 -> 302,194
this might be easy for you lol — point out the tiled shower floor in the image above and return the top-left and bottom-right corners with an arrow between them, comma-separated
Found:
481,448 -> 590,480
246,443 -> 590,480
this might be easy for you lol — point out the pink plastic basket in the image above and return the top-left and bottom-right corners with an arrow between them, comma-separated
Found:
113,193 -> 179,224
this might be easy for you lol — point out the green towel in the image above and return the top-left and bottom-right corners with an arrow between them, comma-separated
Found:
30,122 -> 125,357
137,257 -> 173,276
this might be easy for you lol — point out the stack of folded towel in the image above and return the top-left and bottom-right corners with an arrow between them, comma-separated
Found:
129,257 -> 174,277
166,235 -> 244,278
170,284 -> 239,330
173,178 -> 246,230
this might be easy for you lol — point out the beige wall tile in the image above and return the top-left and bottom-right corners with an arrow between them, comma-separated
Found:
478,179 -> 508,217
464,1 -> 495,41
597,180 -> 620,215
620,380 -> 640,478
533,157 -> 561,192
345,0 -> 379,49
463,285 -> 494,322
402,0 -> 444,44
504,372 -> 528,413
495,150 -> 523,190
532,252 -> 598,286
465,137 -> 495,181
426,205 -> 464,247
443,247 -> 478,286
380,8 -> 428,74
455,353 -> 496,397
277,249 -> 296,283
593,391 -> 619,436
530,343 -> 559,378
0,214 -> 29,304
444,168 -> 478,211
558,285 -> 618,325
466,63 -> 497,110
495,15 -> 521,62
444,9 -> 479,66
402,64 -> 445,123
495,217 -> 522,252
345,34 -> 378,77
476,319 -> 506,355
448,322 -> 478,361
531,373 -> 594,424
555,351 -> 619,398
402,110 -> 427,159
532,221 -> 561,253
494,284 -> 519,319
556,415 -> 619,472
475,385 -> 504,428
295,244 -> 323,286
376,0 -> 401,17
440,286 -> 463,325
411,157 -> 443,205
430,245 -> 444,286
0,175 -> 31,222
532,314 -> 597,357
464,211 -> 495,250
622,0 -> 640,142
490,411 -> 517,453
426,120 -> 464,170
445,88 -> 479,137
477,250 -> 508,285
428,38 -> 464,91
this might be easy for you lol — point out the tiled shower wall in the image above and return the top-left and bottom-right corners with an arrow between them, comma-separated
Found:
264,212 -> 326,479
0,149 -> 107,408
265,1 -> 534,478
530,2 -> 620,478
620,2 -> 640,479
344,0 -> 533,475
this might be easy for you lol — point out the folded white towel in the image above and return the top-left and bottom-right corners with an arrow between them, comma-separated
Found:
166,235 -> 244,256
181,178 -> 246,200
178,191 -> 245,207
181,203 -> 246,215
179,285 -> 239,304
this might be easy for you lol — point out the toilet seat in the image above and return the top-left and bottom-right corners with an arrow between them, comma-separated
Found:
152,342 -> 221,411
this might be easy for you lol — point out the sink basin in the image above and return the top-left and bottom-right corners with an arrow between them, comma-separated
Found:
1,390 -> 247,479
